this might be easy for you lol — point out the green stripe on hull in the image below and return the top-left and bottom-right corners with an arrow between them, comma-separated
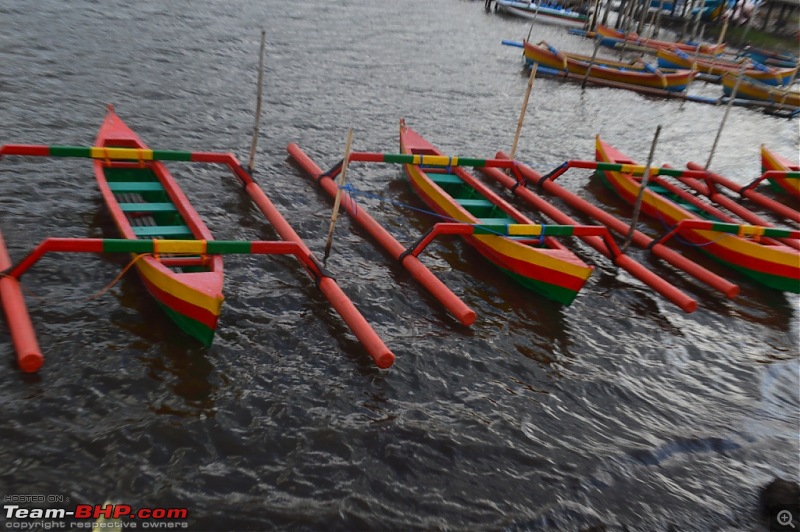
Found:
707,254 -> 800,293
157,302 -> 216,346
500,265 -> 580,306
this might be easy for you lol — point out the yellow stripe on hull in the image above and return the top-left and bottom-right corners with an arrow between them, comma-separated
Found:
135,257 -> 223,316
89,147 -> 155,161
604,157 -> 799,269
406,165 -> 591,280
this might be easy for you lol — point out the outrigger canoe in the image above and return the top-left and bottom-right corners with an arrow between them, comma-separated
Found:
596,137 -> 800,292
94,106 -> 224,345
720,72 -> 800,108
761,145 -> 800,199
400,120 -> 593,305
657,48 -> 798,86
595,24 -> 726,55
523,41 -> 697,91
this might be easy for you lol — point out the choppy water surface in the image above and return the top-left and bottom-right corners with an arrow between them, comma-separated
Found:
1,1 -> 798,530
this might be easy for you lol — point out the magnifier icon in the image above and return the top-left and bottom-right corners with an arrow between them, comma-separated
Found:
778,510 -> 796,529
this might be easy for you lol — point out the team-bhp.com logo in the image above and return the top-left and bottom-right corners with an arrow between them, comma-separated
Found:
4,503 -> 188,528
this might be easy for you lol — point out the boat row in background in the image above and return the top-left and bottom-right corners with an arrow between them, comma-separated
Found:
523,40 -> 697,91
1,110 -> 798,373
504,33 -> 799,114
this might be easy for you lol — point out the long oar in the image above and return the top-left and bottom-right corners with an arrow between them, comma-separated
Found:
323,129 -> 354,263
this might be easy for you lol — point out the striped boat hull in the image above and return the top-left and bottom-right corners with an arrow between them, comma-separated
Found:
94,106 -> 224,344
400,122 -> 592,305
523,41 -> 696,91
596,137 -> 800,292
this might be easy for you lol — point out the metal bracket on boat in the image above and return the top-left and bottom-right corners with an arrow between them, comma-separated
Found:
305,254 -> 335,288
399,230 -> 431,263
537,163 -> 568,188
647,226 -> 679,250
317,160 -> 344,184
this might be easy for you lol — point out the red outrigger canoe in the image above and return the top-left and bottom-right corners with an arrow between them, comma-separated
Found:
94,106 -> 224,345
761,145 -> 800,199
399,120 -> 593,305
596,137 -> 800,293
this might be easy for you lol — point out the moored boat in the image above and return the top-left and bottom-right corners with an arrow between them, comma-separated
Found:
720,72 -> 800,108
595,24 -> 726,55
94,105 -> 224,345
657,47 -> 798,86
596,137 -> 800,292
494,0 -> 589,27
761,145 -> 800,199
523,41 -> 697,91
400,120 -> 593,305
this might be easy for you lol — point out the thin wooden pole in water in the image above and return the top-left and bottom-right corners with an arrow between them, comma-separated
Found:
622,125 -> 662,253
705,66 -> 745,169
510,63 -> 538,161
581,38 -> 602,89
323,128 -> 354,262
247,30 -> 267,174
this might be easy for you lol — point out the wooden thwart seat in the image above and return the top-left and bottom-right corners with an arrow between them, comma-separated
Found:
109,181 -> 166,193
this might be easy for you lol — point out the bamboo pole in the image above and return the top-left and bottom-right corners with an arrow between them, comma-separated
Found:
622,125 -> 662,252
705,65 -> 745,169
582,38 -> 603,89
247,30 -> 267,174
510,64 -> 538,161
323,128 -> 354,262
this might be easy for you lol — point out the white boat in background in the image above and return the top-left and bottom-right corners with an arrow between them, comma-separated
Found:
493,0 -> 590,27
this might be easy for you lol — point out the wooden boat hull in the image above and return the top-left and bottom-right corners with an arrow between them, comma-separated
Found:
595,24 -> 726,55
495,0 -> 588,27
399,122 -> 592,305
657,48 -> 798,86
524,41 -> 696,91
94,107 -> 224,345
596,137 -> 800,292
721,73 -> 800,108
762,145 -> 800,199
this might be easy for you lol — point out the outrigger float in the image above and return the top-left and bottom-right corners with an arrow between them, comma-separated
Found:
288,121 -> 707,313
0,106 -> 395,372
